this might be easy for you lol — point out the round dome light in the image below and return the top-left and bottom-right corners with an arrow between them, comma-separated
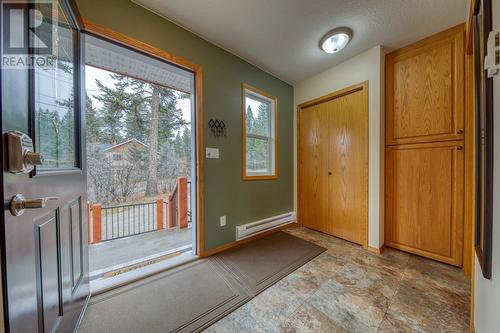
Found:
320,27 -> 353,54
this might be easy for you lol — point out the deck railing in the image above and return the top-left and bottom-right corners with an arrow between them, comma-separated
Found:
88,177 -> 192,243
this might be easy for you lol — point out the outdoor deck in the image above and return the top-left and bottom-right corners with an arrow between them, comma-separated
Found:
89,227 -> 192,273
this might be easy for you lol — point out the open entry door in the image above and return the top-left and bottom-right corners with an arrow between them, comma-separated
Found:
1,0 -> 89,332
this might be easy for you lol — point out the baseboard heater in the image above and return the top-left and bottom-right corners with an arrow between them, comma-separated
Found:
236,211 -> 297,240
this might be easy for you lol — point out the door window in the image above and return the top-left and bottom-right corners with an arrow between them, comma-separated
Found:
34,1 -> 77,170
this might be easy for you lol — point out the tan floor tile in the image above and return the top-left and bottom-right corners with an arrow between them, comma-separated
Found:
241,279 -> 308,332
381,283 -> 469,333
281,302 -> 349,333
204,303 -> 268,333
307,262 -> 401,332
403,256 -> 470,297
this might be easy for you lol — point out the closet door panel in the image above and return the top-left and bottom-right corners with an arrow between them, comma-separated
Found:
327,90 -> 368,245
300,103 -> 330,232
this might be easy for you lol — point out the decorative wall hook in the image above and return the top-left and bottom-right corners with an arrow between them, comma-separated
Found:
208,118 -> 227,138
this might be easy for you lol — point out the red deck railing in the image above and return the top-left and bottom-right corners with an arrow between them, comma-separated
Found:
88,177 -> 191,244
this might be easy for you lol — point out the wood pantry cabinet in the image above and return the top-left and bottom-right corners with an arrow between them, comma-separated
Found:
385,25 -> 465,266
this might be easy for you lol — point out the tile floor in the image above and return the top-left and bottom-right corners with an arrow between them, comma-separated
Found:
204,227 -> 470,333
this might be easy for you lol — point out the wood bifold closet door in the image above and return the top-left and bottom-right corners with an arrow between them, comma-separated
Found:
299,84 -> 368,246
385,25 -> 465,266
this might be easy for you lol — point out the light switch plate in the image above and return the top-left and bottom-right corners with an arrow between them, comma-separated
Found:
206,147 -> 219,159
220,216 -> 226,227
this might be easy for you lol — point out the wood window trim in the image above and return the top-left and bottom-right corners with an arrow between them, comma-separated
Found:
241,83 -> 279,180
80,19 -> 206,256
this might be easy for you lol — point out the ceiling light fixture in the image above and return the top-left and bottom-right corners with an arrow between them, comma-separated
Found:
320,27 -> 353,54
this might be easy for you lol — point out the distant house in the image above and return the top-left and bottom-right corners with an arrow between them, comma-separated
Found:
103,139 -> 147,167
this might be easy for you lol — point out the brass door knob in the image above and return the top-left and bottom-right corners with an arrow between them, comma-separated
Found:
24,152 -> 44,166
9,194 -> 59,216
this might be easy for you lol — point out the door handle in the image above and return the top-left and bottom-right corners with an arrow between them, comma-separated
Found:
9,194 -> 59,216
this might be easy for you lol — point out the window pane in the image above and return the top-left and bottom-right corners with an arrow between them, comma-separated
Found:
34,4 -> 75,169
246,137 -> 269,173
245,95 -> 270,136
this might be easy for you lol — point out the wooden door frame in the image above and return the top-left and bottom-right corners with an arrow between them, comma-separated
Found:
297,81 -> 369,248
80,20 -> 206,256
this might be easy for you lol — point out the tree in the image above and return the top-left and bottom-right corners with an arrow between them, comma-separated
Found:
122,78 -> 186,197
158,141 -> 182,192
36,94 -> 75,168
93,76 -> 127,144
182,127 -> 191,160
245,103 -> 269,170
145,85 -> 160,196
158,89 -> 186,144
87,144 -> 147,204
86,93 -> 103,143
246,105 -> 254,133
124,91 -> 149,143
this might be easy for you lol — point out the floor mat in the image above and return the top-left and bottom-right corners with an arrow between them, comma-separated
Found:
78,231 -> 325,333
213,231 -> 326,295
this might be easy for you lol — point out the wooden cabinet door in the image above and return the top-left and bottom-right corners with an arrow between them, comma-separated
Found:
386,26 -> 464,145
327,90 -> 368,245
385,141 -> 464,266
299,103 -> 330,232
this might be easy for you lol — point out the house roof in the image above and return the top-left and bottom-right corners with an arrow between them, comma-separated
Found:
103,138 -> 148,152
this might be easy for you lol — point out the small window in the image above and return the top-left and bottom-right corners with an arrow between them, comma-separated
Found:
242,83 -> 278,180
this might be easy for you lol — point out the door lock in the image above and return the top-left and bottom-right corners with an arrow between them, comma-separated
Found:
9,194 -> 59,216
5,131 -> 43,174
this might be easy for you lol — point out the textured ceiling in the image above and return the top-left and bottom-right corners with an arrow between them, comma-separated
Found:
134,0 -> 467,84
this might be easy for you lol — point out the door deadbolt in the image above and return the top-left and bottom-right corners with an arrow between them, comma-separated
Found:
5,131 -> 43,174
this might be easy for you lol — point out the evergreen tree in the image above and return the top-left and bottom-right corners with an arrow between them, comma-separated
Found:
246,105 -> 254,133
245,102 -> 269,170
37,108 -> 60,167
181,126 -> 191,159
256,103 -> 269,134
86,93 -> 103,143
145,85 -> 160,196
173,131 -> 183,156
94,76 -> 127,144
124,94 -> 149,143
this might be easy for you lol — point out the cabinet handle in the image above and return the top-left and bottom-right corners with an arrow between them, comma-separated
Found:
328,171 -> 332,175
457,129 -> 464,134
457,146 -> 463,150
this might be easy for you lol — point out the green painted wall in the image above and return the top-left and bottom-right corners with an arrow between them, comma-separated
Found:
75,0 -> 294,251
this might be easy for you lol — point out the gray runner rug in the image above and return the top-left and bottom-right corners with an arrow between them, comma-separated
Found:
78,231 -> 325,333
213,231 -> 327,295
